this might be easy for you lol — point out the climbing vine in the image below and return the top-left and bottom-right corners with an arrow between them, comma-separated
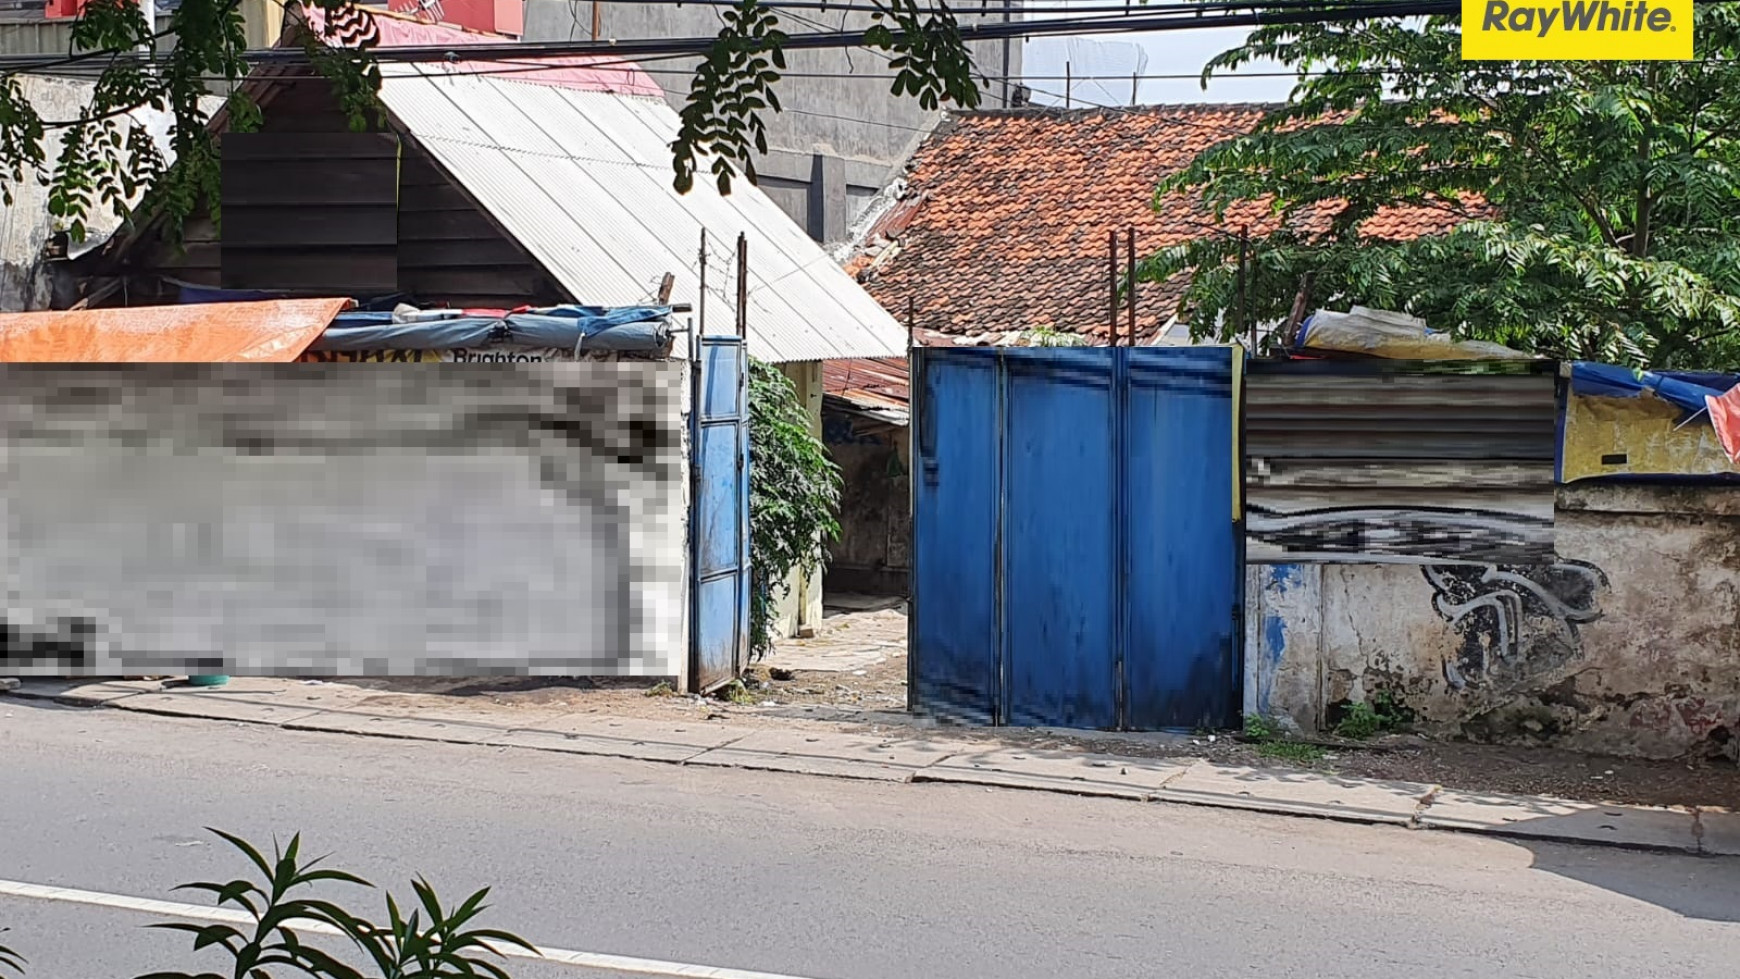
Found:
748,359 -> 840,658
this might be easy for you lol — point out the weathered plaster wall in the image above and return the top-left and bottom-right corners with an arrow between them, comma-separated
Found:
1246,484 -> 1740,758
774,360 -> 825,636
822,413 -> 910,596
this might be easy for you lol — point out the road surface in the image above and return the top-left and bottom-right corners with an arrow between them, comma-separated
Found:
3,699 -> 1739,979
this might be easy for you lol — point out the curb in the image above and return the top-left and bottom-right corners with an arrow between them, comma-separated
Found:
3,682 -> 1727,857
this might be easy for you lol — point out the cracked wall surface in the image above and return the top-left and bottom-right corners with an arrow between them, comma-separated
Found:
1246,484 -> 1740,758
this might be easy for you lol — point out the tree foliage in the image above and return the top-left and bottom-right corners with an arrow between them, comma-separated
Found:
0,0 -> 979,241
1151,5 -> 1740,369
748,359 -> 841,658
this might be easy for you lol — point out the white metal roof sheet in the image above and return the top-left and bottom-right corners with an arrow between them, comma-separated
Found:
377,65 -> 907,363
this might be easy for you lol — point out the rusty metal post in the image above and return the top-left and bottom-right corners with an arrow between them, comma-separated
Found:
1238,226 -> 1251,354
1108,229 -> 1119,346
591,0 -> 602,39
906,296 -> 916,353
1125,227 -> 1137,346
736,232 -> 749,340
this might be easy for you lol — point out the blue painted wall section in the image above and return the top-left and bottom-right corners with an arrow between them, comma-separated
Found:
911,346 -> 1243,731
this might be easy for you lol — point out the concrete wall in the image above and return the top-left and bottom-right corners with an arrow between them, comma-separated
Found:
773,360 -> 825,636
0,363 -> 691,679
1245,483 -> 1740,760
522,0 -> 1023,246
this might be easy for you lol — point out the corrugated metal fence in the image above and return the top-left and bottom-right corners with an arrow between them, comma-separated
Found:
910,345 -> 1244,731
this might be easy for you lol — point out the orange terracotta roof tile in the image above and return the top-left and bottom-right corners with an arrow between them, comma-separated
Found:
857,105 -> 1480,344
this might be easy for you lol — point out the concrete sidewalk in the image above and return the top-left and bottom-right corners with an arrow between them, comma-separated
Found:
6,677 -> 1736,857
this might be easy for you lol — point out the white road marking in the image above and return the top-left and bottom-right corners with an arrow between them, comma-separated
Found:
0,878 -> 823,979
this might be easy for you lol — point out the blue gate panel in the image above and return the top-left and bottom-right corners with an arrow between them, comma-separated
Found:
912,350 -> 1000,724
912,345 -> 1243,732
1002,350 -> 1119,729
690,335 -> 749,693
1124,348 -> 1242,730
696,423 -> 741,579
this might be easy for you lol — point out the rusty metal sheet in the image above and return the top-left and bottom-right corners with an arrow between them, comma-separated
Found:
0,299 -> 348,362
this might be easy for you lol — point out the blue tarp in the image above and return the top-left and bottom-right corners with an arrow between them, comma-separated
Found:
311,305 -> 673,353
1568,362 -> 1740,417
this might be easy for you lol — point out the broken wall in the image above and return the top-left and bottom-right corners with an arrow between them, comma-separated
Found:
1246,483 -> 1740,759
0,363 -> 690,678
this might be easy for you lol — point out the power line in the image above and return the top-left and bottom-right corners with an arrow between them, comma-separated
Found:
0,0 -> 1463,69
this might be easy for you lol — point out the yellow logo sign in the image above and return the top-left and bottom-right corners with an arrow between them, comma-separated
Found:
1461,0 -> 1693,59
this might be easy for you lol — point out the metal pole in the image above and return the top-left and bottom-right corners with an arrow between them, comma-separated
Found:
1239,227 -> 1252,354
906,296 -> 915,354
736,232 -> 749,340
1065,61 -> 1072,108
1108,229 -> 1119,346
1131,71 -> 1139,106
591,0 -> 602,39
1126,227 -> 1137,347
697,228 -> 707,337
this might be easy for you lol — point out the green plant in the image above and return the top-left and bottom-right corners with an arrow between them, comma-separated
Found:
1242,714 -> 1283,743
643,681 -> 675,698
1258,740 -> 1327,763
1334,701 -> 1384,741
748,360 -> 841,659
715,678 -> 759,706
141,829 -> 534,979
1333,692 -> 1415,740
1152,5 -> 1740,369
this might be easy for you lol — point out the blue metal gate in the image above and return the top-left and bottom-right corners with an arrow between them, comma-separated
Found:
689,335 -> 751,693
911,345 -> 1243,731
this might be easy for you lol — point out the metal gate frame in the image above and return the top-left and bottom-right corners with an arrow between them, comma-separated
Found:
687,333 -> 750,693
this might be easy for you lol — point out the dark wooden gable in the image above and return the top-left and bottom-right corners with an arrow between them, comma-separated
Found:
139,74 -> 567,309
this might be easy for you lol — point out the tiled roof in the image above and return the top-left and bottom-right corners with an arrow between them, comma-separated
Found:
854,105 -> 1479,344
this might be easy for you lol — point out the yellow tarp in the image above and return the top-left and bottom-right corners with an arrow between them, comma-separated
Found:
1561,390 -> 1740,482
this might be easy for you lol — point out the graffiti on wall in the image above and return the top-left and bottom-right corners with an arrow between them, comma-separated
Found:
1422,560 -> 1609,690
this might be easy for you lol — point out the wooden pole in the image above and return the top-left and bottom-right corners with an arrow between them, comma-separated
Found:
591,0 -> 602,39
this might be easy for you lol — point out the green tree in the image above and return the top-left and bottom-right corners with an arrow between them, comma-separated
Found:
0,0 -> 979,242
748,359 -> 841,658
1150,5 -> 1740,369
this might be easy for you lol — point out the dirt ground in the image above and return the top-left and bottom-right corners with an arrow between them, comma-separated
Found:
328,604 -> 1740,812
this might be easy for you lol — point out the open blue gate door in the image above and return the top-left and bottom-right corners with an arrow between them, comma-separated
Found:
689,335 -> 750,693
911,345 -> 1242,731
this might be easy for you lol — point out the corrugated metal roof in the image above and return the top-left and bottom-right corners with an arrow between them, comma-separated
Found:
824,357 -> 910,422
0,298 -> 348,361
376,65 -> 907,363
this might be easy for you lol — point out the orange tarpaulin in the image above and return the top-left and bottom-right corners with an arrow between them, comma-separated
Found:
1709,385 -> 1740,465
0,299 -> 350,362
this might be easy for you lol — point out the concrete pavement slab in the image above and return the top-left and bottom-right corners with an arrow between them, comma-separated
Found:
283,710 -> 506,745
1696,810 -> 1740,856
116,690 -> 325,726
1419,789 -> 1698,852
6,679 -> 155,705
913,746 -> 1195,799
490,716 -> 750,763
686,729 -> 974,781
1157,762 -> 1432,825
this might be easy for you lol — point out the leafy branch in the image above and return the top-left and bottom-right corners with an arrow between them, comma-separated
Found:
748,359 -> 841,657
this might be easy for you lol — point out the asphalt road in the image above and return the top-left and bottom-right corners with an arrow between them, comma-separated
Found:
4,700 -> 1740,979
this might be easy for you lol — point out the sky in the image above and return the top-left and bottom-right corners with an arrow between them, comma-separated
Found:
1019,2 -> 1298,107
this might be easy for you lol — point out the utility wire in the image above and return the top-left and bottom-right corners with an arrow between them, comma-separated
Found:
0,0 -> 1465,69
